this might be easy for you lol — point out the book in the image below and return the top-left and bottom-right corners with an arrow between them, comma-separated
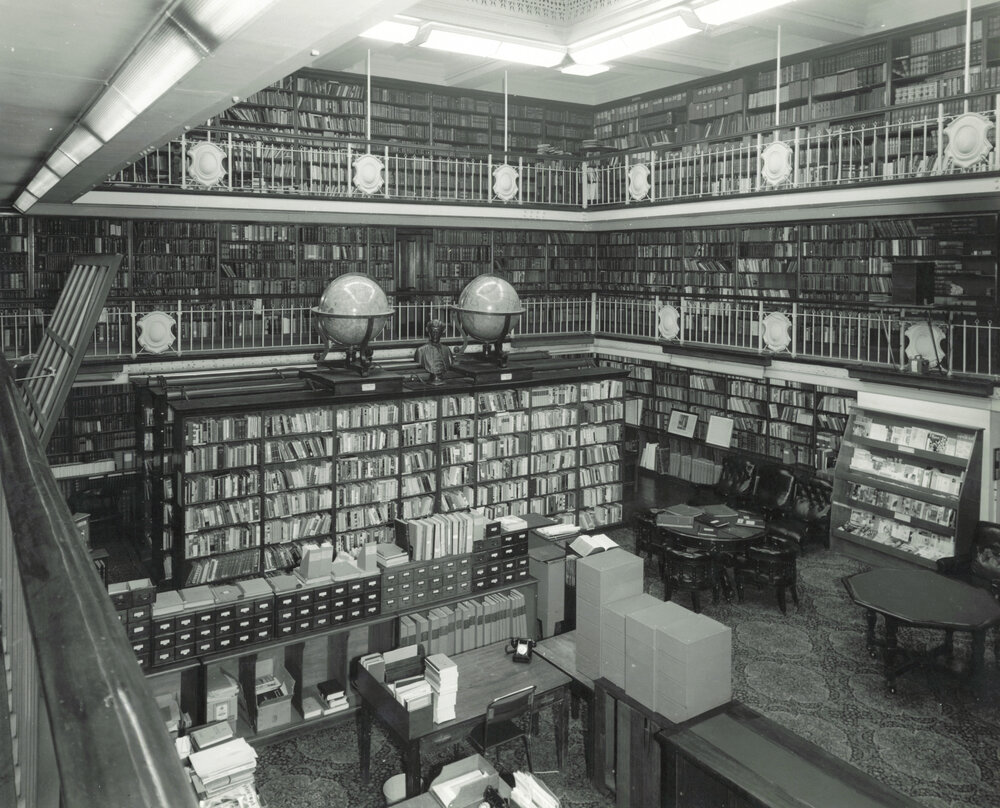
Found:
569,533 -> 618,556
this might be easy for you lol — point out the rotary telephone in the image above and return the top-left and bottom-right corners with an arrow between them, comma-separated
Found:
507,637 -> 535,663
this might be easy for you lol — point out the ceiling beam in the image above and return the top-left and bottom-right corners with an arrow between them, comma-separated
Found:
739,7 -> 870,43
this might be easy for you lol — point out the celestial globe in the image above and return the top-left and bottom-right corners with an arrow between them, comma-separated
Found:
311,273 -> 393,348
453,274 -> 524,343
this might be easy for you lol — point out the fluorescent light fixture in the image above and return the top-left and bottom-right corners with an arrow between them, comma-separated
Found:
694,0 -> 796,26
26,166 -> 60,198
178,0 -> 277,42
56,126 -> 103,164
420,28 -> 500,58
113,23 -> 202,115
83,88 -> 136,141
45,149 -> 78,178
496,41 -> 565,68
361,20 -> 420,43
13,190 -> 37,213
561,63 -> 610,76
570,12 -> 700,64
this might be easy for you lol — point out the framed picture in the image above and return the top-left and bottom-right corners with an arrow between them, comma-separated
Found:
667,409 -> 697,438
705,415 -> 734,448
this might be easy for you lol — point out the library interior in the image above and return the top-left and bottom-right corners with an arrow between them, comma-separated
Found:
5,1 -> 1000,807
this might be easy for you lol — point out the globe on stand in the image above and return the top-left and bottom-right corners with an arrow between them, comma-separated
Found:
311,273 -> 393,376
451,274 -> 524,368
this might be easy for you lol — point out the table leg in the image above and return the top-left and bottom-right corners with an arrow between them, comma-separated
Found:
884,617 -> 900,692
971,629 -> 987,676
864,609 -> 878,657
404,738 -> 422,798
554,688 -> 570,770
357,706 -> 372,783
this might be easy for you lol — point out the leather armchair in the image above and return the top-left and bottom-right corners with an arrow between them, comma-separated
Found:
749,464 -> 796,521
689,454 -> 756,508
767,476 -> 833,553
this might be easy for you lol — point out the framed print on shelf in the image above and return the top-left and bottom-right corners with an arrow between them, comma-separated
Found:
667,409 -> 697,439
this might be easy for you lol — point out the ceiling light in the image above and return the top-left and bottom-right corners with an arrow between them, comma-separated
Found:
361,20 -> 420,43
178,0 -> 278,43
496,41 -> 565,68
113,23 -> 202,115
13,190 -> 37,213
561,63 -> 610,76
56,127 -> 103,164
45,150 -> 78,178
83,89 -> 136,141
694,0 -> 796,26
26,166 -> 60,199
421,29 -> 500,58
570,12 -> 700,64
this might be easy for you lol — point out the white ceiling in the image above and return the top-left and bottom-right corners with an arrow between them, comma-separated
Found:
0,0 -> 987,212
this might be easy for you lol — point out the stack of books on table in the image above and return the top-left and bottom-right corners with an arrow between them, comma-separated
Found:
425,653 -> 458,723
187,737 -> 259,806
376,543 -> 409,568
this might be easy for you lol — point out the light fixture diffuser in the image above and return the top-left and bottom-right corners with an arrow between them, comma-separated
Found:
45,150 -> 78,178
26,166 -> 60,198
178,0 -> 278,42
13,190 -> 38,213
570,12 -> 700,64
496,41 -> 565,67
361,20 -> 420,43
694,0 -> 795,26
420,29 -> 500,58
56,127 -> 103,164
113,23 -> 202,115
561,63 -> 611,76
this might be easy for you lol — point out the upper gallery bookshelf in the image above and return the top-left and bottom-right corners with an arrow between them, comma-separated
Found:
831,406 -> 981,568
211,68 -> 592,156
139,367 -> 625,587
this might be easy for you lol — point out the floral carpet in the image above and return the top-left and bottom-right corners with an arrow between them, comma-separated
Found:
255,530 -> 1000,808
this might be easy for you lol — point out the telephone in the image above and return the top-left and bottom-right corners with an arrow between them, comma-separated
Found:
507,637 -> 535,663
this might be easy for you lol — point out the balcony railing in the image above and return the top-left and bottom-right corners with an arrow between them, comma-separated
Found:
2,295 -> 996,379
0,353 -> 196,808
102,94 -> 1000,209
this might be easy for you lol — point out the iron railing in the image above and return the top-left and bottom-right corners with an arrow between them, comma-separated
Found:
103,94 -> 1000,208
3,294 -> 996,379
0,353 -> 197,808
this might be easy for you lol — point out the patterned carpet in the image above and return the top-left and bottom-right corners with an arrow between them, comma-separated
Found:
255,530 -> 1000,808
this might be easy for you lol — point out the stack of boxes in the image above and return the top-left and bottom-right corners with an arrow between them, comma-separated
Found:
575,550 -> 732,722
575,550 -> 644,680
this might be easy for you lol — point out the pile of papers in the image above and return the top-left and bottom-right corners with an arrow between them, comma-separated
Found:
188,737 -> 258,802
391,675 -> 433,711
425,653 -> 458,723
499,515 -> 529,532
511,771 -> 560,808
376,543 -> 409,568
535,523 -> 579,539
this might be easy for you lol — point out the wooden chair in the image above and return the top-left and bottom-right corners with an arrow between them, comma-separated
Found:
734,538 -> 799,614
749,464 -> 796,522
767,475 -> 833,553
689,454 -> 757,508
467,684 -> 536,773
662,546 -> 714,613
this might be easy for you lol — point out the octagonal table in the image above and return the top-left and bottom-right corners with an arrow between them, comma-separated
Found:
843,568 -> 1000,692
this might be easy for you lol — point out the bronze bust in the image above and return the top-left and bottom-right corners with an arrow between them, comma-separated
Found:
414,318 -> 452,382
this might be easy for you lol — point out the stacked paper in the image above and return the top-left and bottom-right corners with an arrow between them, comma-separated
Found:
625,601 -> 692,709
655,611 -> 731,722
511,771 -> 560,808
188,737 -> 258,801
599,593 -> 660,687
575,549 -> 644,680
425,653 -> 459,723
376,543 -> 409,568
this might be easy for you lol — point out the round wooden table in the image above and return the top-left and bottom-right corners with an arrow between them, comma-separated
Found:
663,522 -> 765,602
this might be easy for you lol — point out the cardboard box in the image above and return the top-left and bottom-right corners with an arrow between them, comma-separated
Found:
206,668 -> 240,730
245,656 -> 294,732
428,754 -> 508,808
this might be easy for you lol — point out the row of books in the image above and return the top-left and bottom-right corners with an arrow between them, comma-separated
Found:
398,589 -> 530,656
301,678 -> 350,719
395,510 -> 490,560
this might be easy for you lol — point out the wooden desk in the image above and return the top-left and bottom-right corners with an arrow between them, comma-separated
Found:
355,641 -> 571,798
534,632 -> 594,776
844,568 -> 1000,691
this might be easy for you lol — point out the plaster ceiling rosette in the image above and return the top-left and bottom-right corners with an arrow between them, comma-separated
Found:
353,153 -> 385,195
657,303 -> 680,340
627,163 -> 651,200
493,163 -> 520,201
186,141 -> 227,188
137,311 -> 176,354
760,141 -> 793,187
761,311 -> 792,352
944,112 -> 994,168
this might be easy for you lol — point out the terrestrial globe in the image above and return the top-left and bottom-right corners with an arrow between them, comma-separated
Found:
311,273 -> 393,347
453,274 -> 524,342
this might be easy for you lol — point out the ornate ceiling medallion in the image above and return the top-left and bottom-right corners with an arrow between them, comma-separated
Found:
353,153 -> 385,195
186,142 -> 227,188
944,112 -> 994,168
